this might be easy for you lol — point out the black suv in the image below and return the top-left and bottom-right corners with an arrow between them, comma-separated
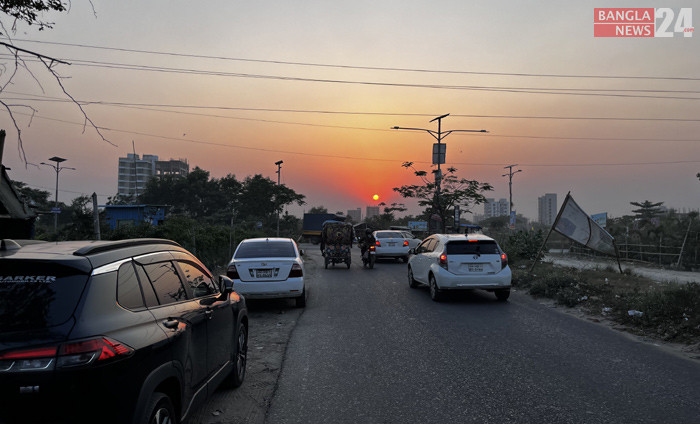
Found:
0,238 -> 248,424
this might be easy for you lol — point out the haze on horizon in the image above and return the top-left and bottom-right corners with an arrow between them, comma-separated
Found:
1,0 -> 698,222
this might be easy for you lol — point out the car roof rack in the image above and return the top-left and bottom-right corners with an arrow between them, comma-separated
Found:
73,238 -> 182,256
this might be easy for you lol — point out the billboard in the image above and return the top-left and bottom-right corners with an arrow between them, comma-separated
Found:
408,221 -> 428,231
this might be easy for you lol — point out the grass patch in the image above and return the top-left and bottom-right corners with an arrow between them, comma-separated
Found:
513,263 -> 700,344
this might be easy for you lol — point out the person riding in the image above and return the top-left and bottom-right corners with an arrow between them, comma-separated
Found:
358,228 -> 376,257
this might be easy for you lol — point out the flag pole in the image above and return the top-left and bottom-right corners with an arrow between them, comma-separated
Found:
530,191 -> 570,273
612,239 -> 624,274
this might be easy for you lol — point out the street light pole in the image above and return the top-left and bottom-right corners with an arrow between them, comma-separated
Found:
275,160 -> 283,237
392,114 -> 487,233
502,164 -> 522,217
40,156 -> 75,234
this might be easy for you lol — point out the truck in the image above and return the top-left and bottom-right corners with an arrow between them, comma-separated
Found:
301,213 -> 345,244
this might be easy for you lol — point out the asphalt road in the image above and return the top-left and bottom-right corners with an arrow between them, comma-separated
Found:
266,245 -> 700,424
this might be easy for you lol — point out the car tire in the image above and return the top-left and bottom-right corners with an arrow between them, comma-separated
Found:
296,288 -> 307,308
402,256 -> 409,263
142,392 -> 176,424
225,323 -> 247,388
429,274 -> 443,302
408,267 -> 418,288
495,289 -> 510,302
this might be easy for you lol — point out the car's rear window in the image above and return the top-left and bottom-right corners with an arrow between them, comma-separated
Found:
375,231 -> 403,239
0,262 -> 89,332
446,240 -> 500,255
235,241 -> 296,259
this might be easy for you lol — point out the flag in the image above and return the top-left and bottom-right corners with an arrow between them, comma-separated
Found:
553,194 -> 616,255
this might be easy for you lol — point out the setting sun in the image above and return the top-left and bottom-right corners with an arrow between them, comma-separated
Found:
373,194 -> 379,201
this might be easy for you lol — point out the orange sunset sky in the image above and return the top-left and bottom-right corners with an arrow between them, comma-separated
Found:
1,0 -> 698,220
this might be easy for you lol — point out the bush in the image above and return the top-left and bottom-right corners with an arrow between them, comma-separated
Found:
503,230 -> 544,265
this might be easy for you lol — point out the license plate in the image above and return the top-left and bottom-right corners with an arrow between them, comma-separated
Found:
388,242 -> 396,246
468,264 -> 483,272
256,269 -> 273,278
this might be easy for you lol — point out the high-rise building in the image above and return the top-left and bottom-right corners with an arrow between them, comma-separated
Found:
118,154 -> 188,197
347,208 -> 362,222
366,206 -> 380,220
483,198 -> 509,218
538,193 -> 558,226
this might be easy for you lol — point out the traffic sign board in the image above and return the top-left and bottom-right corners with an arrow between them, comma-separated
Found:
50,207 -> 62,214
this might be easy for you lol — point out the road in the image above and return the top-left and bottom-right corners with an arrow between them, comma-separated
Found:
266,245 -> 700,423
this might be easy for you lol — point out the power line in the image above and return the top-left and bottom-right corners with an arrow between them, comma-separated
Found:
11,38 -> 700,82
3,54 -> 699,101
4,91 -> 700,123
3,109 -> 700,168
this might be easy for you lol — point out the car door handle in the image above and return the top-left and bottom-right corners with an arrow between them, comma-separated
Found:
163,319 -> 179,329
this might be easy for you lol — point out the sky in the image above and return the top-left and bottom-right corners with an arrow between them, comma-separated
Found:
0,0 -> 698,222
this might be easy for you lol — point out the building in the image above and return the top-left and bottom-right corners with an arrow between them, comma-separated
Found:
103,205 -> 168,230
483,198 -> 509,219
118,154 -> 189,197
347,208 -> 361,222
366,206 -> 380,220
538,193 -> 558,226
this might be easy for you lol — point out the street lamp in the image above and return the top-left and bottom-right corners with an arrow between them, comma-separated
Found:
502,164 -> 522,218
392,114 -> 487,233
40,156 -> 75,233
275,160 -> 283,237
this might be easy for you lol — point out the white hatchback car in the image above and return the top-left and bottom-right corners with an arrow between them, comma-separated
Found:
407,234 -> 512,302
227,238 -> 306,307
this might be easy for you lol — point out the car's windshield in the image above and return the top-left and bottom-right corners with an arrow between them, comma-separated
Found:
235,241 -> 296,259
375,231 -> 403,239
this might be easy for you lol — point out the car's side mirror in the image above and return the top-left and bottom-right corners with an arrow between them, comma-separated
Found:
219,275 -> 234,294
408,248 -> 415,255
299,249 -> 305,256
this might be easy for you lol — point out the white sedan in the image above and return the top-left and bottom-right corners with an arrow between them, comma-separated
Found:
227,237 -> 306,307
373,230 -> 411,263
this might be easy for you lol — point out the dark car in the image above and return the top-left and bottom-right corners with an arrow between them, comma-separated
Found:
0,238 -> 248,424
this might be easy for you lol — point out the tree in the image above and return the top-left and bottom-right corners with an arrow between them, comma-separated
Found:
1,2 -> 109,162
394,162 -> 492,233
630,200 -> 664,223
308,206 -> 329,214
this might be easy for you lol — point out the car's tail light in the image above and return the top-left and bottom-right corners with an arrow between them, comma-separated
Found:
369,245 -> 376,252
288,263 -> 303,278
227,264 -> 240,279
403,240 -> 409,247
501,252 -> 508,269
375,241 -> 381,247
439,254 -> 448,270
0,338 -> 133,372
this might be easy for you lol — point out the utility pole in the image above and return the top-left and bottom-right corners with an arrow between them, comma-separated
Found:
275,160 -> 283,237
502,164 -> 522,217
392,114 -> 487,233
40,157 -> 75,233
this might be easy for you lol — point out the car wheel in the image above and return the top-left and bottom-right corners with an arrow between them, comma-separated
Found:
495,289 -> 510,302
429,274 -> 443,302
408,267 -> 418,288
402,256 -> 409,263
225,323 -> 247,387
142,392 -> 176,424
296,288 -> 307,308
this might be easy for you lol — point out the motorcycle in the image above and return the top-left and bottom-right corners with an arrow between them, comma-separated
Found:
362,245 -> 376,269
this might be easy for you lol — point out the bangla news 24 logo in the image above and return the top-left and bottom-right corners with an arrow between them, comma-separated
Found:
594,8 -> 694,37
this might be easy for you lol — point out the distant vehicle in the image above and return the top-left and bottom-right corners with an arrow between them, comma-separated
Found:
227,238 -> 306,307
301,213 -> 345,244
0,238 -> 248,424
407,234 -> 512,302
463,225 -> 484,235
321,221 -> 354,269
399,230 -> 422,250
373,230 -> 410,263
